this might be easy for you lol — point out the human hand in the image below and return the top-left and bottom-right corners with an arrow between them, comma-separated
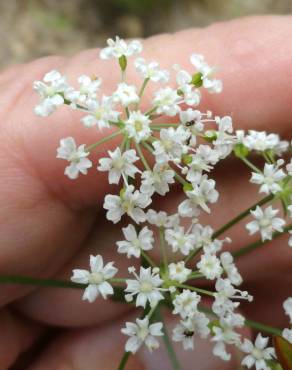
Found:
0,15 -> 291,370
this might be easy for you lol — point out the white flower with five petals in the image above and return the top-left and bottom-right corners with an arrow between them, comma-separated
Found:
56,137 -> 92,179
125,267 -> 164,308
33,70 -> 69,116
121,317 -> 163,353
98,147 -> 140,184
117,224 -> 154,258
240,333 -> 275,370
246,205 -> 285,241
81,96 -> 120,129
104,185 -> 151,224
100,36 -> 142,59
124,111 -> 152,142
71,255 -> 117,302
190,54 -> 222,93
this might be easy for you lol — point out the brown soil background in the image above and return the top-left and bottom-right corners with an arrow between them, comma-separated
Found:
1,0 -> 291,70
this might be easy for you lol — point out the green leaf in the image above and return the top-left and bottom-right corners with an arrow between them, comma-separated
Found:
274,336 -> 292,370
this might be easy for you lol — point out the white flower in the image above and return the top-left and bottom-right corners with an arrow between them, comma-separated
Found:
104,185 -> 151,224
186,146 -> 219,177
212,325 -> 241,361
65,75 -> 101,104
220,252 -> 243,286
165,226 -> 196,256
246,205 -> 285,241
197,253 -> 223,280
71,255 -> 117,302
172,313 -> 210,350
146,210 -> 179,228
34,70 -> 68,116
190,54 -> 222,93
174,66 -> 192,86
56,137 -> 92,179
117,224 -> 154,258
100,36 -> 142,59
211,116 -> 236,159
173,289 -> 201,319
241,333 -> 275,369
180,108 -> 199,125
125,267 -> 164,308
153,126 -> 190,164
113,83 -> 139,107
250,162 -> 285,195
124,111 -> 151,142
283,297 -> 292,323
179,174 -> 219,216
134,57 -> 169,83
153,87 -> 181,116
168,262 -> 191,283
190,223 -> 226,254
214,279 -> 252,306
175,68 -> 201,106
97,147 -> 140,184
121,317 -> 163,354
81,96 -> 120,129
141,163 -> 175,196
282,328 -> 292,343
243,131 -> 280,152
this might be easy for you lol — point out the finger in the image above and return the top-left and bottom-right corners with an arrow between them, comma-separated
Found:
14,215 -> 136,327
0,15 -> 291,306
27,310 -> 246,370
15,160 -> 290,327
0,308 -> 42,370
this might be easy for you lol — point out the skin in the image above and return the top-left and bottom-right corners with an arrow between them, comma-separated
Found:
0,15 -> 291,369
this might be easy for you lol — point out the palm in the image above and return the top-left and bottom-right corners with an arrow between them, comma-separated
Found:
0,15 -> 291,369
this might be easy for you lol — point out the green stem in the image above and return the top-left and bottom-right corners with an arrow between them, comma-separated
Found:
155,308 -> 182,370
0,275 -> 86,289
141,141 -> 154,154
174,172 -> 188,186
240,156 -> 261,173
141,250 -> 157,268
120,135 -> 128,151
135,142 -> 151,171
86,130 -> 123,151
159,227 -> 168,269
145,106 -> 157,116
117,351 -> 131,370
138,78 -> 150,99
245,319 -> 282,336
148,304 -> 159,319
212,194 -> 274,239
187,271 -> 204,279
233,224 -> 292,258
184,248 -> 201,264
150,123 -> 179,128
110,278 -> 127,284
175,283 -> 214,297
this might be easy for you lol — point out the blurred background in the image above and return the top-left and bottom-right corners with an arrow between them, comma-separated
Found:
1,0 -> 291,70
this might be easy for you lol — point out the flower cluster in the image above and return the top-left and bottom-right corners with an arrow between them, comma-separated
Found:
34,36 -> 292,370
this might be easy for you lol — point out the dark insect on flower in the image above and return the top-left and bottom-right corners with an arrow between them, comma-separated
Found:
185,120 -> 196,127
184,330 -> 194,338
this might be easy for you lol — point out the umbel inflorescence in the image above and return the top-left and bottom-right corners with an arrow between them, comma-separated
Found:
33,36 -> 292,370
